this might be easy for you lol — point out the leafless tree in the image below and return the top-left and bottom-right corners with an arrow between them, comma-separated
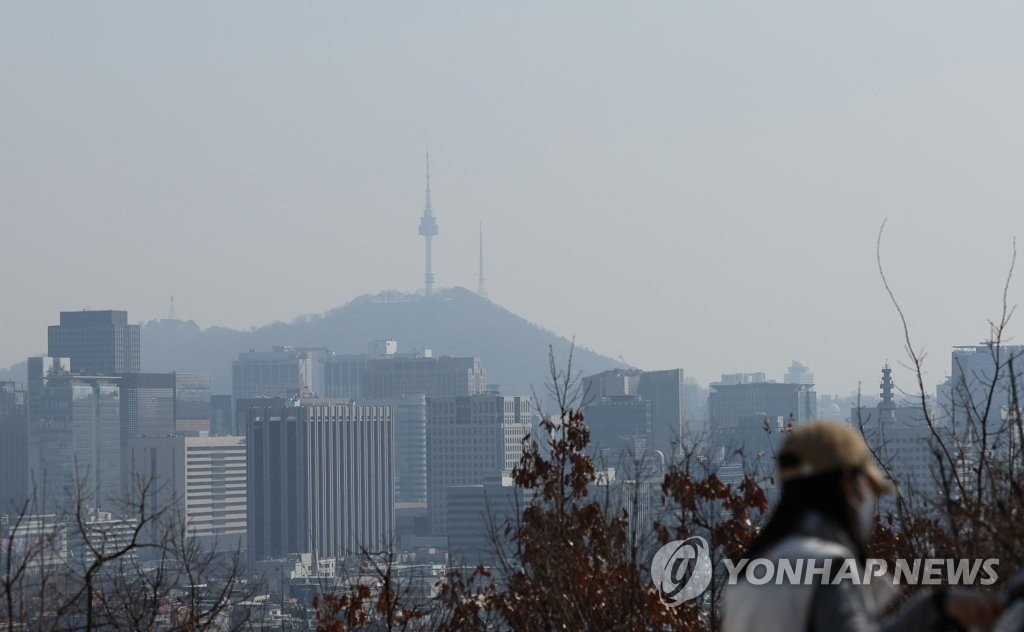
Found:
1,471 -> 262,631
873,220 -> 1024,581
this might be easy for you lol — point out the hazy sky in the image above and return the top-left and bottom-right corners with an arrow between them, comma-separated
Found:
3,2 -> 1024,395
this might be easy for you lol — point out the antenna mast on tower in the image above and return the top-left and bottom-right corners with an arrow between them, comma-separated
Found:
477,223 -> 488,299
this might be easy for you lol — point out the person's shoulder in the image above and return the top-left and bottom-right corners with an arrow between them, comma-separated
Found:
768,533 -> 853,562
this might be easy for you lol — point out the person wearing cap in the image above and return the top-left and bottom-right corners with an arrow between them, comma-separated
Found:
722,420 -> 1004,632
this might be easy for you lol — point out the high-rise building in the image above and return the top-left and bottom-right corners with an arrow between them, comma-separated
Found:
0,381 -> 28,513
324,341 -> 485,403
321,341 -> 397,400
947,344 -> 1024,430
364,354 -> 486,400
323,354 -> 369,400
682,378 -> 709,434
324,343 -> 487,510
232,347 -> 315,401
118,373 -> 176,444
232,347 -> 316,433
389,393 -> 428,504
446,475 -> 517,566
581,368 -> 685,459
784,361 -> 814,385
583,369 -> 642,399
28,357 -> 121,511
584,395 -> 650,462
47,310 -> 140,374
709,379 -> 816,430
426,394 -> 531,536
246,395 -> 393,560
323,341 -> 492,511
174,372 -> 212,432
637,369 -> 685,456
362,349 -> 486,510
613,459 -> 664,551
210,394 -> 233,435
118,372 -> 213,491
127,434 -> 247,551
707,375 -> 816,474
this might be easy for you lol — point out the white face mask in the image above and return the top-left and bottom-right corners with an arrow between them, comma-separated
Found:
853,477 -> 877,542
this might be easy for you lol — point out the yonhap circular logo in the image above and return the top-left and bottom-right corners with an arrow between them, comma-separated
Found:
650,536 -> 713,607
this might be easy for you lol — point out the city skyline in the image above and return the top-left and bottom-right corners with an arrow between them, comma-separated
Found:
4,291 -> 1021,627
4,4 -> 1024,628
1,284 -> 1012,398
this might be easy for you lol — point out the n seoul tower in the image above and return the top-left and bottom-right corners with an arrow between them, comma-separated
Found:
418,151 -> 439,296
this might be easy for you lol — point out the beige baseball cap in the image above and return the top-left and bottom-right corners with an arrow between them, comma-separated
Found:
777,420 -> 895,495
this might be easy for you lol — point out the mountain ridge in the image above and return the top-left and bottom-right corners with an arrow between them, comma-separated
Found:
133,286 -> 629,398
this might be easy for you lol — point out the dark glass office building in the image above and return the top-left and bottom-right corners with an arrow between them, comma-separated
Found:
174,372 -> 212,424
48,310 -> 141,374
210,394 -> 233,435
27,357 -> 121,511
118,373 -> 175,443
246,395 -> 393,560
0,381 -> 28,513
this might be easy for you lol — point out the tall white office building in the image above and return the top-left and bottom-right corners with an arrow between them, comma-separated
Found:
127,434 -> 247,551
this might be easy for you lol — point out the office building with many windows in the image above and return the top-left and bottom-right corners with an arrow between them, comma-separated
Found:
232,347 -> 315,434
426,393 -> 531,536
232,347 -> 314,401
27,356 -> 121,511
174,372 -> 212,432
0,381 -> 28,513
47,310 -> 140,374
127,434 -> 247,551
246,395 -> 393,560
581,368 -> 686,460
364,354 -> 486,400
118,373 -> 176,444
